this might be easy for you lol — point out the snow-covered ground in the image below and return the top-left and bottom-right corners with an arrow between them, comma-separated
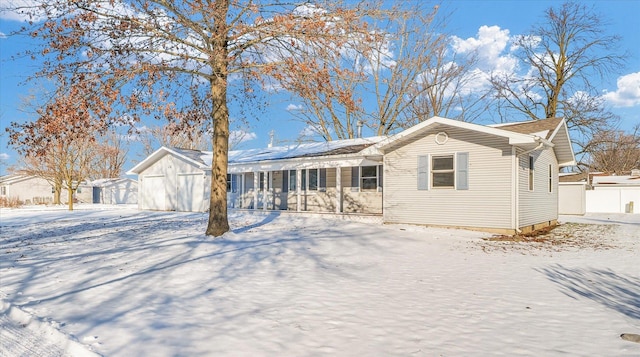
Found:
0,205 -> 638,356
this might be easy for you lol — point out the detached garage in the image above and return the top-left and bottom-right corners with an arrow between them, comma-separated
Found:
127,147 -> 210,212
91,178 -> 138,205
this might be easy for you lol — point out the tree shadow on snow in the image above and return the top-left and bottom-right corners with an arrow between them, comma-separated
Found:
231,211 -> 280,234
0,208 -> 392,355
537,264 -> 640,320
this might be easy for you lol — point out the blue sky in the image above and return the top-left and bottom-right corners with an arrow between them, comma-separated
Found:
1,0 -> 639,176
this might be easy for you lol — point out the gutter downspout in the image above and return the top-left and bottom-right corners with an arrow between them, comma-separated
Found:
513,138 -> 546,233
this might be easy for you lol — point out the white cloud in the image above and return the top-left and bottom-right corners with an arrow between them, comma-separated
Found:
0,152 -> 10,161
0,0 -> 50,22
286,103 -> 302,111
602,72 -> 640,107
230,130 -> 257,145
451,25 -> 517,74
447,25 -> 520,97
0,32 -> 6,39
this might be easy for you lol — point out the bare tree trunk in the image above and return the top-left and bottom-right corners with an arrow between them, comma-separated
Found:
206,79 -> 230,236
54,184 -> 61,205
67,186 -> 74,211
205,0 -> 230,237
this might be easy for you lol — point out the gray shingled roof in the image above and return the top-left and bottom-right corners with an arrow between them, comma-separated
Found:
493,117 -> 563,139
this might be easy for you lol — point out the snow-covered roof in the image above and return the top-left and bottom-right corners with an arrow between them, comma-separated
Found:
90,178 -> 137,187
222,137 -> 385,164
127,137 -> 386,175
128,117 -> 576,175
127,147 -> 211,175
0,174 -> 49,185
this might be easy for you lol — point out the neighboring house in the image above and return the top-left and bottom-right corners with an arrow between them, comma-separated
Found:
591,172 -> 640,189
128,116 -> 575,234
91,178 -> 138,205
0,174 -> 124,206
0,174 -> 55,204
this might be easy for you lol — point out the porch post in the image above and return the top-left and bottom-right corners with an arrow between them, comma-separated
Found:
253,171 -> 259,210
240,173 -> 245,208
335,166 -> 342,213
296,168 -> 302,212
263,171 -> 269,211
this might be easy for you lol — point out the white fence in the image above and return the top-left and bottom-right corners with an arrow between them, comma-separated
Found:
586,188 -> 640,214
559,183 -> 640,215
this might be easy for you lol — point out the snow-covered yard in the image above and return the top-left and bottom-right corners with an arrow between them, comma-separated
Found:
1,205 -> 639,356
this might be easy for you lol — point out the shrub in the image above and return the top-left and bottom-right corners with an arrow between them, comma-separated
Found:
0,196 -> 23,208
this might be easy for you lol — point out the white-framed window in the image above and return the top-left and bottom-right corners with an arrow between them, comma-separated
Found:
361,166 -> 378,190
226,174 -> 239,193
351,165 -> 383,191
300,169 -> 326,192
288,170 -> 297,191
1,186 -> 6,195
259,172 -> 267,191
548,164 -> 553,193
528,155 -> 535,191
308,169 -> 318,191
432,155 -> 455,188
418,152 -> 468,190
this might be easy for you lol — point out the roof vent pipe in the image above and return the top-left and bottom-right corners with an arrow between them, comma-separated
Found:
356,120 -> 363,138
268,130 -> 275,148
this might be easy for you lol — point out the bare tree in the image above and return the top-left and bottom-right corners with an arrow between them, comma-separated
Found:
489,1 -> 627,160
140,123 -> 212,157
57,138 -> 95,210
92,131 -> 129,179
365,3 -> 484,134
280,2 -> 480,139
10,0 -> 379,235
584,126 -> 640,174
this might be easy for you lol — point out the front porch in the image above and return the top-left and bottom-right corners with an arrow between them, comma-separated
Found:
226,165 -> 383,215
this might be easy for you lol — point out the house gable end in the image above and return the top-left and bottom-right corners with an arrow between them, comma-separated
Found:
375,116 -> 538,154
127,147 -> 208,175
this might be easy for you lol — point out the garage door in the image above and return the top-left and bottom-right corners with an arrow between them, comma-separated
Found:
141,175 -> 166,210
177,173 -> 205,212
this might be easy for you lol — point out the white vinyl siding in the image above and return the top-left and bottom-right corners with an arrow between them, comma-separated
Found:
384,127 -> 513,230
518,148 -> 558,227
138,153 -> 209,212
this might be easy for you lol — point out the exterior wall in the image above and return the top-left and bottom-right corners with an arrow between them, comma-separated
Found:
341,168 -> 382,214
139,154 -> 207,211
278,167 -> 382,214
61,184 -> 93,204
95,181 -> 138,204
298,168 -> 338,212
517,147 -> 558,228
383,127 -> 513,230
1,177 -> 53,204
558,182 -> 586,215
